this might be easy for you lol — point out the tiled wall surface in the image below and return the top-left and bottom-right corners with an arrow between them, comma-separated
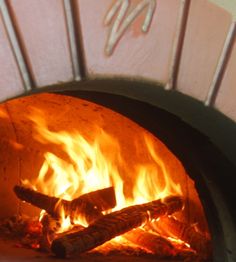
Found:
176,0 -> 232,101
0,0 -> 235,122
0,13 -> 24,100
8,0 -> 74,86
77,0 -> 180,83
215,38 -> 236,121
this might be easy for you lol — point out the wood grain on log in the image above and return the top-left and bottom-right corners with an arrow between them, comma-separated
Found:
40,214 -> 86,251
14,185 -> 116,223
154,216 -> 212,259
123,228 -> 175,257
51,196 -> 183,258
123,228 -> 199,260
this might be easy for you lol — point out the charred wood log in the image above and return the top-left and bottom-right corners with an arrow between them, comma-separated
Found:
154,216 -> 212,260
14,185 -> 116,223
40,214 -> 85,251
51,196 -> 184,258
123,228 -> 175,257
39,214 -> 62,251
123,228 -> 199,260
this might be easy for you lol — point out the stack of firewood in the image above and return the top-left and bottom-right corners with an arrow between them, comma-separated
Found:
13,185 -> 212,261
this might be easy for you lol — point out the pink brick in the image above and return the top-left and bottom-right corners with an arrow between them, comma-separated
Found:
177,0 -> 232,101
0,15 -> 24,102
9,0 -> 73,87
76,0 -> 181,83
215,38 -> 236,122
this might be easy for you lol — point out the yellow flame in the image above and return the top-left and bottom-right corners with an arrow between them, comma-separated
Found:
134,135 -> 181,201
24,108 -> 183,236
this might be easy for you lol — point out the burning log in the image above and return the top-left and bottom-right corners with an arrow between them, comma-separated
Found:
123,228 -> 199,260
51,195 -> 184,258
154,216 -> 212,260
40,214 -> 85,251
39,214 -> 62,251
14,185 -> 116,223
123,228 -> 175,257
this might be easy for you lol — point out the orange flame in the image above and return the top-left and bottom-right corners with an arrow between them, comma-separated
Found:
23,108 -> 182,236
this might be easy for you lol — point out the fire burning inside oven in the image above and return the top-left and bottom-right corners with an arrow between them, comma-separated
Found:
0,93 -> 212,261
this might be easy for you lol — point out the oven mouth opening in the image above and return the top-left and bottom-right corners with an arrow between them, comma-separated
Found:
0,84 -> 235,262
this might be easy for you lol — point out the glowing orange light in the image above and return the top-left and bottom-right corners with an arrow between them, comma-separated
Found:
23,108 -> 189,249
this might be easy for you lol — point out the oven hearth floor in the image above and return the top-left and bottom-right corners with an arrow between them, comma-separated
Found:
0,238 -> 187,262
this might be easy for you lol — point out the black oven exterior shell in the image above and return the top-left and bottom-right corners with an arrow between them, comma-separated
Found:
30,78 -> 236,262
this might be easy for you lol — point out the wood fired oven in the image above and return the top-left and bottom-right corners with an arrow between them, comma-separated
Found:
0,1 -> 235,261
